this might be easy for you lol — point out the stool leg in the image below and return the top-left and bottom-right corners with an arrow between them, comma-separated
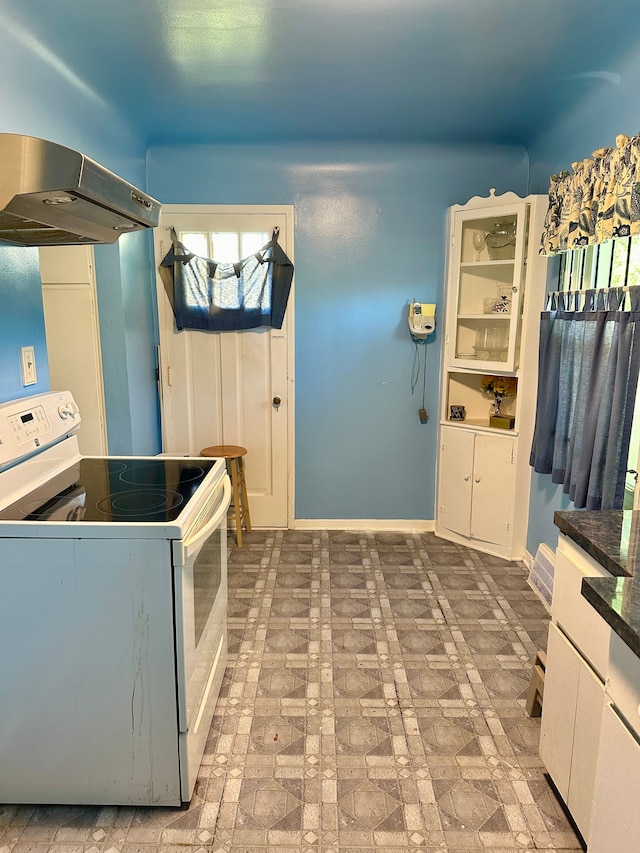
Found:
228,458 -> 243,548
238,456 -> 252,533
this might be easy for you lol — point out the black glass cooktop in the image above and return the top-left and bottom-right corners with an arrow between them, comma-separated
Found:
0,457 -> 219,523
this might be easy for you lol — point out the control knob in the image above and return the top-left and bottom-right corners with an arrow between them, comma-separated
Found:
58,400 -> 79,420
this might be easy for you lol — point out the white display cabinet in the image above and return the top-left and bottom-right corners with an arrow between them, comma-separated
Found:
436,190 -> 549,559
449,200 -> 527,372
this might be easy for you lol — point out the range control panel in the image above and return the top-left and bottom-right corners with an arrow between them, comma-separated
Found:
0,391 -> 81,469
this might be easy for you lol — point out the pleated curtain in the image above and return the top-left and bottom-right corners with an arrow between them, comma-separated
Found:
530,288 -> 640,509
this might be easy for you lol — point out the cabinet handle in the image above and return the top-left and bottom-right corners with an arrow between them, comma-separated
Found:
475,477 -> 481,483
464,475 -> 470,481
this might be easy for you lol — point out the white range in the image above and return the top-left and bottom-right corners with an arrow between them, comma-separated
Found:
0,390 -> 230,806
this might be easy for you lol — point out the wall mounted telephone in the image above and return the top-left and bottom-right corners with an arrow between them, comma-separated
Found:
408,302 -> 436,340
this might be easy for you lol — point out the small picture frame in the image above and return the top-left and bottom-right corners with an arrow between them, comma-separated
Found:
449,405 -> 466,420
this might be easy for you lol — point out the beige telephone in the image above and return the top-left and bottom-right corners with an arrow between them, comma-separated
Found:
408,302 -> 436,340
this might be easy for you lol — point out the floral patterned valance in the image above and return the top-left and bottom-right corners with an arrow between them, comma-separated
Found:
541,133 -> 640,256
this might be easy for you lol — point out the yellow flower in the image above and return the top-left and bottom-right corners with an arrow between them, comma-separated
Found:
481,375 -> 516,397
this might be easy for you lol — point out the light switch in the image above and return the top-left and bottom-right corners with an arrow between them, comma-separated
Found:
20,346 -> 37,386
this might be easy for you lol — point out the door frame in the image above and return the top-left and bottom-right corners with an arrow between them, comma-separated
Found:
154,204 -> 296,528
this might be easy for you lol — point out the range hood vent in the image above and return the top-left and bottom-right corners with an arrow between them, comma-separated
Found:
0,134 -> 160,246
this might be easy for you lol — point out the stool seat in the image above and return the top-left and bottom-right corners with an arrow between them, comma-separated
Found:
201,444 -> 247,459
200,444 -> 251,547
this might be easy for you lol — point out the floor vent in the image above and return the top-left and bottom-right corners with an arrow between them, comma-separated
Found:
528,543 -> 555,611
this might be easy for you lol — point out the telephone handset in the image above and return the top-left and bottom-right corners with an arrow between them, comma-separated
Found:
408,302 -> 436,340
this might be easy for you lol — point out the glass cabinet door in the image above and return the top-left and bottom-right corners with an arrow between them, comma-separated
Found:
448,201 -> 528,372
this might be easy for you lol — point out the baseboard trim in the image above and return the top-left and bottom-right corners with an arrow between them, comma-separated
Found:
291,519 -> 436,532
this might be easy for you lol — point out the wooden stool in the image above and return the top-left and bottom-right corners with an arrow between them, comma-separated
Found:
526,650 -> 546,717
200,444 -> 252,547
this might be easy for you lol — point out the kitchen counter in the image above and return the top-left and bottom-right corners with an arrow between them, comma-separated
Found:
555,510 -> 640,657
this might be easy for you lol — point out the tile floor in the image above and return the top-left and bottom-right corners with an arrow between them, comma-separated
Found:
0,530 -> 585,853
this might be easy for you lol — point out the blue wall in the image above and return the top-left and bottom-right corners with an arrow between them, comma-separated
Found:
0,247 -> 50,403
94,234 -> 161,454
148,142 -> 529,519
525,35 -> 640,556
0,8 -> 159,452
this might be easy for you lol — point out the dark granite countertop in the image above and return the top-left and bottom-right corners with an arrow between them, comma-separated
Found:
554,509 -> 640,577
582,576 -> 640,658
555,510 -> 640,658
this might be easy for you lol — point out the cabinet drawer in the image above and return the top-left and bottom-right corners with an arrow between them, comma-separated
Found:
553,536 -> 611,678
607,632 -> 640,738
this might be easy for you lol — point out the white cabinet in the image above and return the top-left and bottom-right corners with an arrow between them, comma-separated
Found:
438,425 -> 514,548
539,623 -> 605,842
539,534 -> 612,845
589,703 -> 640,852
446,195 -> 528,373
589,632 -> 640,852
436,190 -> 548,559
542,534 -> 640,849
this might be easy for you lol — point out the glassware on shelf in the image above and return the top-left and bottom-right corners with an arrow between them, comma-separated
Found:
485,221 -> 516,260
473,324 -> 508,360
482,283 -> 512,315
472,230 -> 486,261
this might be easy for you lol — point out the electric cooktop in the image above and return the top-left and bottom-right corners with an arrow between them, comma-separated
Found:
0,457 -> 220,523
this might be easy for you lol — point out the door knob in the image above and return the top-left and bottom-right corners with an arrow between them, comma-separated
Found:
273,396 -> 282,407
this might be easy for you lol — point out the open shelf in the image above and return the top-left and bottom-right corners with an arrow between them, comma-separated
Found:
444,369 -> 517,430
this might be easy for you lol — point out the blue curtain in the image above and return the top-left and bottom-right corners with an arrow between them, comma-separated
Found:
530,288 -> 640,509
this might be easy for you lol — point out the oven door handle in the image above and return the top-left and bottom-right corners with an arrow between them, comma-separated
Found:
179,475 -> 231,563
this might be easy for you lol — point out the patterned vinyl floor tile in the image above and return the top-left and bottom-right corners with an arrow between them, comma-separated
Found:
0,530 -> 586,853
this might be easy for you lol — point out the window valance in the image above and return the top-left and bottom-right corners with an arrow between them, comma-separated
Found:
541,133 -> 640,256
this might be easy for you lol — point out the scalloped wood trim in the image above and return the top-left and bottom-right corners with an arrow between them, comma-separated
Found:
450,188 -> 532,212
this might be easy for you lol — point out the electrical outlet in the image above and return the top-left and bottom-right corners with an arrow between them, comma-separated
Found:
20,346 -> 37,386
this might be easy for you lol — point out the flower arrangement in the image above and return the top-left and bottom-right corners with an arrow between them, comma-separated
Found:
481,375 -> 517,415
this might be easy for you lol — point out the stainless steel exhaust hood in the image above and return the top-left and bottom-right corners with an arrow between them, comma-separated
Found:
0,134 -> 161,246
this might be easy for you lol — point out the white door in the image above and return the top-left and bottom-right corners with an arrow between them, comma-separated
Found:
39,246 -> 108,455
567,659 -> 604,841
438,426 -> 474,537
153,206 -> 294,528
539,622 -> 580,801
589,702 -> 640,853
471,434 -> 514,546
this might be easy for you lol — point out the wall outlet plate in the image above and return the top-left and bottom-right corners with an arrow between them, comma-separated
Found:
20,346 -> 37,386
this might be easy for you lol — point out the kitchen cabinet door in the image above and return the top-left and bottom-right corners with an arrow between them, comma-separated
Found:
438,426 -> 474,537
589,702 -> 640,853
540,622 -> 580,801
447,198 -> 528,373
471,433 -> 514,546
540,622 -> 605,843
567,655 -> 605,841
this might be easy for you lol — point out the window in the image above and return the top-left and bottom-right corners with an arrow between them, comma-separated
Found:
180,229 -> 269,311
